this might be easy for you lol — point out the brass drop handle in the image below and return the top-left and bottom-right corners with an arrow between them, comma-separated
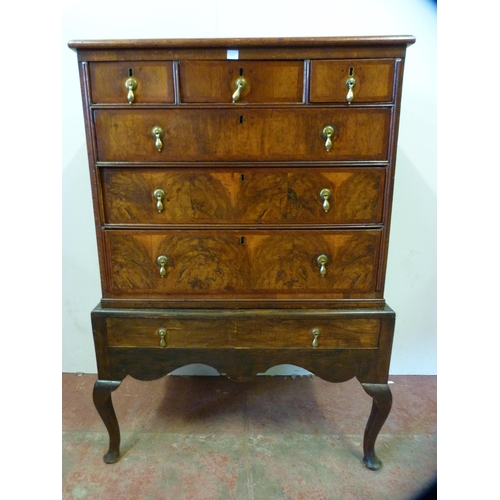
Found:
317,254 -> 328,277
125,77 -> 138,104
152,126 -> 164,152
311,328 -> 320,348
157,255 -> 168,277
232,76 -> 247,103
158,328 -> 167,347
320,188 -> 331,213
153,189 -> 165,213
346,76 -> 356,103
322,125 -> 336,152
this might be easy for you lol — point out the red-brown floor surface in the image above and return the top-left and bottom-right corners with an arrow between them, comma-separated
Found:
62,374 -> 436,500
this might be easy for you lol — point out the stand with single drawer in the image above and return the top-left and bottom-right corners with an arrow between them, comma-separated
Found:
69,36 -> 415,470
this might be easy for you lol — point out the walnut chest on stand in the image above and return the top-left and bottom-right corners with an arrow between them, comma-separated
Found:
68,36 -> 415,470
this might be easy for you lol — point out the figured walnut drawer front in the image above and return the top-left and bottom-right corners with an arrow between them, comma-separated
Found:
106,316 -> 381,349
101,167 -> 386,225
89,62 -> 175,104
104,229 -> 381,296
179,61 -> 304,103
94,108 -> 391,162
310,59 -> 395,103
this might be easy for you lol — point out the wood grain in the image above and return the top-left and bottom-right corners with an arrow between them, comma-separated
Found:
101,167 -> 385,225
106,317 -> 233,348
235,317 -> 380,348
105,315 -> 380,349
89,61 -> 174,103
310,59 -> 395,102
104,229 -> 381,296
179,60 -> 304,103
94,107 -> 391,162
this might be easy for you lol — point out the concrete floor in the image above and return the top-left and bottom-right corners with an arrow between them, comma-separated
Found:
62,373 -> 436,500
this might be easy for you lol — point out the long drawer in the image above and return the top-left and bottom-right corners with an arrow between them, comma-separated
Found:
103,229 -> 381,296
101,167 -> 386,225
106,315 -> 381,349
94,108 -> 391,162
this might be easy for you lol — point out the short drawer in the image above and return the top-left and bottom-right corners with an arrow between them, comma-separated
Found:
179,60 -> 304,103
106,316 -> 233,348
235,316 -> 380,349
310,59 -> 395,103
89,61 -> 175,104
94,107 -> 391,162
106,315 -> 380,349
101,167 -> 386,226
104,229 -> 381,297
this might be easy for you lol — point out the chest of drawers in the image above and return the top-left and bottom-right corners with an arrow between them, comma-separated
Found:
69,36 -> 414,470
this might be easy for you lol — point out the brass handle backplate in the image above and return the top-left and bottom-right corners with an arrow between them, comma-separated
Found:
125,77 -> 138,104
322,125 -> 336,152
153,189 -> 165,213
320,188 -> 331,213
346,76 -> 356,103
158,328 -> 167,347
232,76 -> 247,103
311,328 -> 320,348
157,255 -> 168,277
317,254 -> 328,277
152,126 -> 164,152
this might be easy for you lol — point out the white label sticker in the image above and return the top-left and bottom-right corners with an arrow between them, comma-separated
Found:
227,49 -> 239,60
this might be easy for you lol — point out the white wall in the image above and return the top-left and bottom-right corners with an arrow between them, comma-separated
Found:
62,0 -> 437,375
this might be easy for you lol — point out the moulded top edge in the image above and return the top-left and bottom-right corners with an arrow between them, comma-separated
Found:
68,35 -> 416,51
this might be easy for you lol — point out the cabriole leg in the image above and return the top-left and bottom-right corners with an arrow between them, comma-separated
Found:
361,383 -> 392,471
92,380 -> 122,464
